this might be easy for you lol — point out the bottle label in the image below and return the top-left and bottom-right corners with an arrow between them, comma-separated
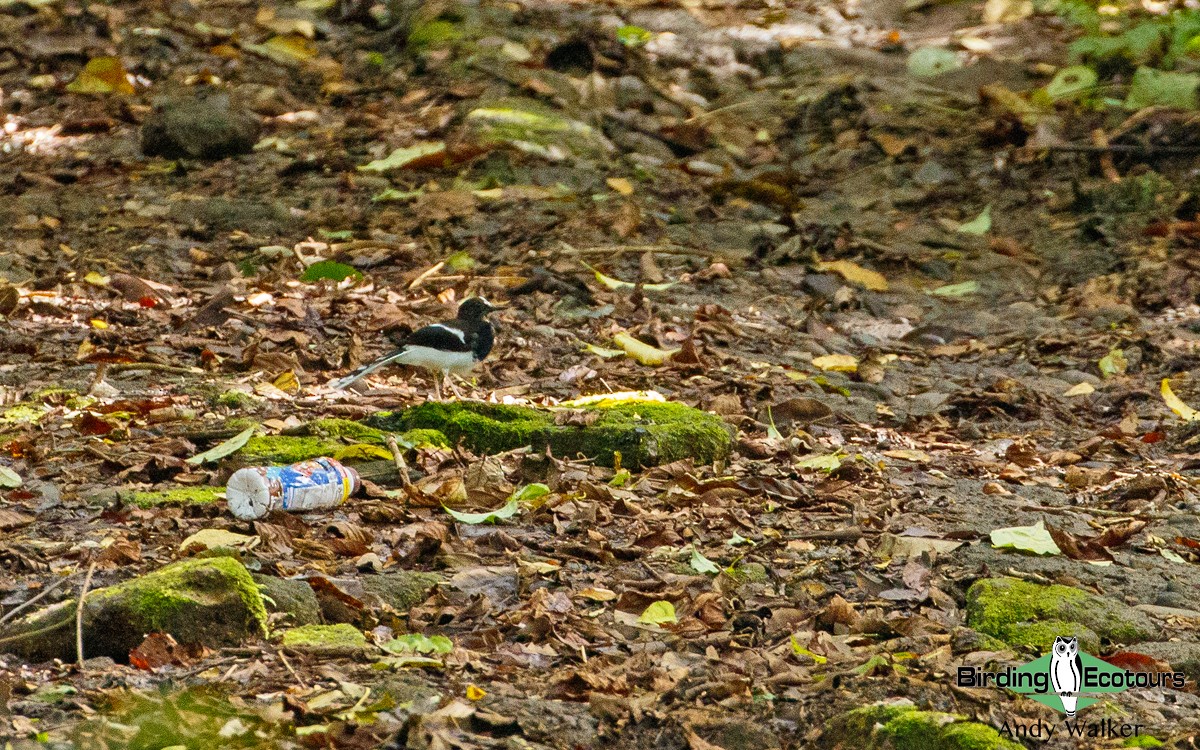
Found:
274,458 -> 350,512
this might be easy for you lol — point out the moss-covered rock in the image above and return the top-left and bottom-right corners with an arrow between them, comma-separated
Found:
949,626 -> 1010,654
280,623 -> 369,656
819,701 -> 1020,750
368,398 -> 732,468
127,485 -> 224,508
363,572 -> 441,611
253,574 -> 321,626
965,577 -> 1158,651
0,558 -> 267,662
312,572 -> 441,624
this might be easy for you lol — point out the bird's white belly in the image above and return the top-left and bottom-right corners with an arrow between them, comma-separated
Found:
396,346 -> 477,376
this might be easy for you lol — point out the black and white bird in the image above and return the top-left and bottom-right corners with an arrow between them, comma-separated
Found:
331,297 -> 497,399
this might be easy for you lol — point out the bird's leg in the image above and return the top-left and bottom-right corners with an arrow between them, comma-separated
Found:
432,375 -> 443,402
446,374 -> 464,400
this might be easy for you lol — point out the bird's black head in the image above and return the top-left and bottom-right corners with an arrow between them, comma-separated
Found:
456,297 -> 495,321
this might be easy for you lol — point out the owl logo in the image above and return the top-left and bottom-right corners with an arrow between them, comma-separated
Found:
1050,636 -> 1083,717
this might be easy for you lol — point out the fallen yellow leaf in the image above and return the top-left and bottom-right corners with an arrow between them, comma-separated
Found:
90,319 -> 108,329
1063,382 -> 1095,397
613,332 -> 678,366
606,177 -> 634,195
814,259 -> 888,291
466,684 -> 487,701
66,57 -> 135,95
83,271 -> 110,287
577,586 -> 617,601
812,354 -> 858,372
1162,378 -> 1200,421
246,34 -> 318,65
273,370 -> 300,394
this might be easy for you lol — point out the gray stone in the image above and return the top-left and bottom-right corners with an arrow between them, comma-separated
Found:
1131,641 -> 1200,680
142,92 -> 260,160
253,574 -> 322,626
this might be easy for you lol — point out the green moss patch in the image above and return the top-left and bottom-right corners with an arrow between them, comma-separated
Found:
280,623 -> 368,656
397,428 -> 450,449
407,19 -> 461,50
820,702 -> 1021,750
965,577 -> 1158,652
239,435 -> 343,464
127,485 -> 224,508
367,399 -> 731,468
302,418 -> 388,444
0,558 -> 267,662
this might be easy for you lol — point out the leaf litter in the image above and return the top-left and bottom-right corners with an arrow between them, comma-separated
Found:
2,0 -> 1200,746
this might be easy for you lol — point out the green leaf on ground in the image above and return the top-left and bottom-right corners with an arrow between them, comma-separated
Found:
990,520 -> 1062,555
186,425 -> 257,465
301,261 -> 362,283
443,498 -> 519,525
616,25 -> 652,47
907,47 -> 962,78
1045,65 -> 1098,101
796,454 -> 842,471
1124,66 -> 1200,110
0,466 -> 21,488
358,142 -> 446,172
689,546 -> 720,575
381,634 -> 453,654
930,280 -> 980,297
638,600 -> 678,625
511,483 -> 551,504
957,205 -> 992,235
1099,348 -> 1127,378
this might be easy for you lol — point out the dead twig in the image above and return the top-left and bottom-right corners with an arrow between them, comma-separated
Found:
558,242 -> 714,258
76,560 -> 97,668
1091,128 -> 1121,183
0,573 -> 79,625
108,363 -> 205,375
386,434 -> 412,488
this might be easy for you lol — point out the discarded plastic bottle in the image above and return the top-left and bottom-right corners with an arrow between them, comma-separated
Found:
226,457 -> 360,521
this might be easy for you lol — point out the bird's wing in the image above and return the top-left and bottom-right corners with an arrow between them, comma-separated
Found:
405,323 -> 472,352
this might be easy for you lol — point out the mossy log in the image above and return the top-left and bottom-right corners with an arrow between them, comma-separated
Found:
0,558 -> 267,662
367,398 -> 732,468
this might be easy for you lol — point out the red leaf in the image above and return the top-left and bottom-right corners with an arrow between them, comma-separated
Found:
1101,651 -> 1168,673
75,412 -> 114,436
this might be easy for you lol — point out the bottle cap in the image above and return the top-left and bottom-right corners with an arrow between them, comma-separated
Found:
226,467 -> 273,520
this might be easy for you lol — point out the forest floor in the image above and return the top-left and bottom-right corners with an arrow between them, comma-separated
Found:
4,0 -> 1200,747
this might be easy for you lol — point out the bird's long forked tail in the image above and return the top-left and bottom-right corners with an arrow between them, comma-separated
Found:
330,348 -> 409,390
